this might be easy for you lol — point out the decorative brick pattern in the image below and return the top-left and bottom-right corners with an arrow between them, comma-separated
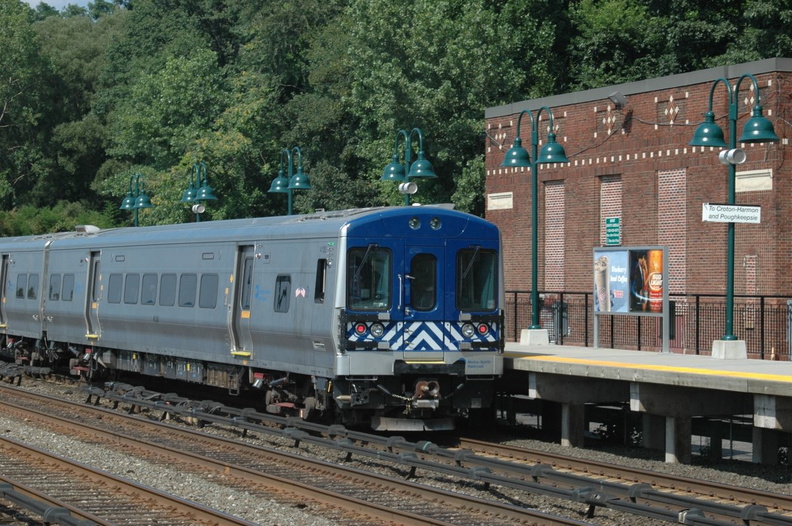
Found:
545,182 -> 565,289
599,176 -> 622,245
658,169 -> 686,294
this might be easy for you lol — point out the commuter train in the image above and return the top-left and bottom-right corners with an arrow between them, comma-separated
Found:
0,206 -> 504,430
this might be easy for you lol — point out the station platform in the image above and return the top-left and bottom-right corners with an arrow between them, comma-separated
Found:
501,341 -> 792,464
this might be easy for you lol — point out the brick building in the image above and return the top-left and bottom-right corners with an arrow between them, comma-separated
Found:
484,58 -> 791,356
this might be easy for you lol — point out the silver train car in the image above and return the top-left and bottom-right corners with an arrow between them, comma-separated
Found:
0,206 -> 504,430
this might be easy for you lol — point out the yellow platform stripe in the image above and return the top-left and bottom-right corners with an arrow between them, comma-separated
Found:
504,353 -> 792,383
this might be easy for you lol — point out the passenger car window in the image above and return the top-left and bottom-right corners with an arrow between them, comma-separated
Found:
107,273 -> 123,304
16,274 -> 26,299
141,273 -> 157,305
62,274 -> 75,301
199,274 -> 218,309
274,275 -> 291,313
49,274 -> 61,301
124,273 -> 140,304
160,273 -> 176,306
179,273 -> 197,307
27,274 -> 38,299
315,259 -> 327,304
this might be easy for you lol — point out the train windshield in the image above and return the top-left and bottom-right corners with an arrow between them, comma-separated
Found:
347,245 -> 392,310
457,248 -> 498,311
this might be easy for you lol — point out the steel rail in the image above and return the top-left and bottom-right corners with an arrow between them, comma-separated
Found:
0,386 -> 588,526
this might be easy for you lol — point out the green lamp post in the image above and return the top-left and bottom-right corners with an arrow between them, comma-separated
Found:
500,107 -> 569,338
689,74 -> 778,349
119,173 -> 153,227
181,161 -> 217,222
268,147 -> 311,215
381,128 -> 436,205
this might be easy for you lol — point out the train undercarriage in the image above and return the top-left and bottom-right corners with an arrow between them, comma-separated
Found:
1,335 -> 494,431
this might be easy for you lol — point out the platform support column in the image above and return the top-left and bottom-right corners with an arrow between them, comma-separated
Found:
665,416 -> 691,464
708,421 -> 723,460
642,414 -> 665,450
561,403 -> 585,448
752,427 -> 779,464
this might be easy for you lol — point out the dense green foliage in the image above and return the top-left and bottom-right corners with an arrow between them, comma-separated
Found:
0,0 -> 789,233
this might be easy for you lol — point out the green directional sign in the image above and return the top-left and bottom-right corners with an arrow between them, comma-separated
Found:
605,217 -> 621,245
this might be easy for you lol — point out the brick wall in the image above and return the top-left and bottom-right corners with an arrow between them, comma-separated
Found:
485,68 -> 789,298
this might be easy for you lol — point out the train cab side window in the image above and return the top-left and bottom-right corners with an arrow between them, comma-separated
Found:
141,273 -> 158,305
124,273 -> 140,304
347,246 -> 391,311
16,274 -> 26,299
456,248 -> 498,311
160,273 -> 177,306
199,274 -> 219,309
62,274 -> 74,301
27,274 -> 38,299
274,275 -> 291,313
49,274 -> 62,301
179,273 -> 197,307
315,259 -> 327,304
107,273 -> 123,304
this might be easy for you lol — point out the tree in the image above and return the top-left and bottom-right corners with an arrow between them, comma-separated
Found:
0,0 -> 52,209
294,0 -> 563,215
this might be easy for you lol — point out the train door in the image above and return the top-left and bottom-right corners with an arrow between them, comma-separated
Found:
230,245 -> 254,354
84,251 -> 101,339
398,243 -> 449,362
0,255 -> 8,330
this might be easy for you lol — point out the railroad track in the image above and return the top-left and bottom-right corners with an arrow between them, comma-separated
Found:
0,384 -> 588,526
456,437 -> 792,526
0,435 -> 256,526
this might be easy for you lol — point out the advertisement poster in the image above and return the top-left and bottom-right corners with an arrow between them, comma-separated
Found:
628,249 -> 663,313
593,250 -> 629,312
594,247 -> 663,315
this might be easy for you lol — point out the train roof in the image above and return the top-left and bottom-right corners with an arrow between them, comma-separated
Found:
0,205 -> 499,250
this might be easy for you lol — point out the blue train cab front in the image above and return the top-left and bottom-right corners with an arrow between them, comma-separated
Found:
335,206 -> 504,430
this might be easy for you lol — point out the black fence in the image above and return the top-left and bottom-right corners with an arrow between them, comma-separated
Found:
505,291 -> 792,360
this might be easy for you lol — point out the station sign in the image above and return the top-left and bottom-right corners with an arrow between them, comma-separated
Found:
702,203 -> 761,224
604,217 -> 620,245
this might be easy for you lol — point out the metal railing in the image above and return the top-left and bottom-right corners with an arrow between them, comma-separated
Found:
505,291 -> 792,360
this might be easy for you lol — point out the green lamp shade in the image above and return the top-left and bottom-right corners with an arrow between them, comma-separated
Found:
288,168 -> 311,190
119,193 -> 136,210
181,186 -> 196,203
500,137 -> 531,167
689,111 -> 727,147
381,155 -> 407,181
268,171 -> 289,193
538,133 -> 569,164
135,192 -> 154,209
197,183 -> 217,201
739,106 -> 779,143
407,151 -> 436,178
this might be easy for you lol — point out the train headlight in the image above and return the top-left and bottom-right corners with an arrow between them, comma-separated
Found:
477,323 -> 489,336
461,323 -> 475,338
354,323 -> 367,335
430,217 -> 442,230
370,323 -> 385,338
408,217 -> 421,230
